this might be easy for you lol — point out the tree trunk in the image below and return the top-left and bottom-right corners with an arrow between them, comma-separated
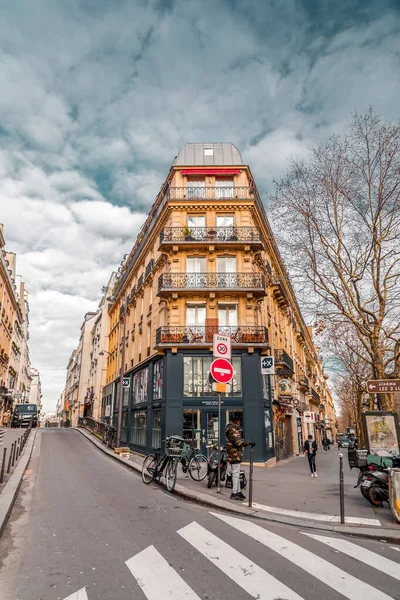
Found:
372,344 -> 393,411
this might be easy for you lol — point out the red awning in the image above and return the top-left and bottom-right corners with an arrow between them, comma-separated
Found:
181,168 -> 241,175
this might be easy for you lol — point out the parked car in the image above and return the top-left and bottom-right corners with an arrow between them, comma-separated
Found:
338,436 -> 351,448
11,403 -> 38,428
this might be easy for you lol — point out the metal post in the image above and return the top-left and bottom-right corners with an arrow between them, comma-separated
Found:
217,394 -> 221,493
7,444 -> 13,474
248,445 -> 254,507
15,439 -> 20,461
339,453 -> 345,524
116,295 -> 127,449
12,441 -> 17,467
0,448 -> 7,483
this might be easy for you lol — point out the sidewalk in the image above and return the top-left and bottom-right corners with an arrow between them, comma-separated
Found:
0,428 -> 27,492
74,427 -> 400,541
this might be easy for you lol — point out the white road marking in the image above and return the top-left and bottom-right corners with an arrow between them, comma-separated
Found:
126,545 -> 201,599
390,546 -> 400,552
63,589 -> 88,600
178,521 -> 304,600
211,512 -> 394,600
247,501 -> 381,526
302,533 -> 400,580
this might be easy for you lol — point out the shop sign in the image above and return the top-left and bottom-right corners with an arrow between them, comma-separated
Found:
201,400 -> 224,406
261,356 -> 275,375
278,378 -> 293,396
303,411 -> 316,423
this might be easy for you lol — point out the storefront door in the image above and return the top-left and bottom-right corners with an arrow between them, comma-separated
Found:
200,409 -> 228,457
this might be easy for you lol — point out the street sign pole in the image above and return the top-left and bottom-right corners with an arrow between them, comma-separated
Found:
217,393 -> 221,494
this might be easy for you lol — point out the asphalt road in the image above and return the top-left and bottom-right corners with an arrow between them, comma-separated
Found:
0,429 -> 399,600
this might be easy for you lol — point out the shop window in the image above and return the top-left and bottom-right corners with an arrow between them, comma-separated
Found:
153,360 -> 164,400
131,411 -> 147,446
183,409 -> 200,447
152,409 -> 162,449
184,356 -> 241,397
133,366 -> 149,404
123,384 -> 129,407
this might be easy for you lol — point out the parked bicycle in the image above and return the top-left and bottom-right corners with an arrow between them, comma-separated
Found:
102,424 -> 117,450
141,435 -> 185,492
180,443 -> 208,481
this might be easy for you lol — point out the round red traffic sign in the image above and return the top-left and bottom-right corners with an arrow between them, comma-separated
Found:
217,342 -> 228,355
210,358 -> 234,384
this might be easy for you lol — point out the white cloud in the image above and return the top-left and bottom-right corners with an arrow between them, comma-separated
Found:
0,0 -> 399,410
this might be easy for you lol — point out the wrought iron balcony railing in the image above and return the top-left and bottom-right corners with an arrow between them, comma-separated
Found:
158,272 -> 265,293
311,388 -> 321,402
298,375 -> 310,390
166,186 -> 254,201
156,326 -> 269,346
160,226 -> 262,244
274,348 -> 294,373
145,259 -> 154,279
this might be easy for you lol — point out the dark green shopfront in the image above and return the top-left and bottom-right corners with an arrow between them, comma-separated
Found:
102,350 -> 275,464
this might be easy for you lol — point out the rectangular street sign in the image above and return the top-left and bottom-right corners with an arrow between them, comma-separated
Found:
123,377 -> 130,388
366,379 -> 400,393
261,356 -> 275,375
213,333 -> 231,359
212,382 -> 231,393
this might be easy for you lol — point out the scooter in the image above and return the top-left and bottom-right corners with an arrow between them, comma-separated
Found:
359,467 -> 389,506
207,445 -> 227,488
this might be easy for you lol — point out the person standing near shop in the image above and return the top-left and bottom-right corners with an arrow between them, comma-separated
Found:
304,434 -> 318,477
225,417 -> 254,500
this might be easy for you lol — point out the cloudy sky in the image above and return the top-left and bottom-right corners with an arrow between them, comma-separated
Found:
1,0 -> 399,412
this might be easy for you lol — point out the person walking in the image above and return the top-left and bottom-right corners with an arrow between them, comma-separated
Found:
225,417 -> 254,501
2,409 -> 10,427
322,437 -> 330,452
304,434 -> 318,477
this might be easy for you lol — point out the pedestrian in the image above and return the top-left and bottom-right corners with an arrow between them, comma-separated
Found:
225,417 -> 254,501
304,434 -> 318,477
2,410 -> 10,427
322,437 -> 329,452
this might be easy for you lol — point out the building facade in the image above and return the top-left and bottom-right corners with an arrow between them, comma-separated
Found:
29,368 -> 42,412
103,143 -> 336,464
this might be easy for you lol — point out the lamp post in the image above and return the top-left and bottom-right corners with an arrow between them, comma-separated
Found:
107,295 -> 127,449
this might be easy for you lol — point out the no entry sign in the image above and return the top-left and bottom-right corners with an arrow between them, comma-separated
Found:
210,358 -> 234,384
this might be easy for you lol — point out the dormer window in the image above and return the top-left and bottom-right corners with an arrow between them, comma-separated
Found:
204,148 -> 213,157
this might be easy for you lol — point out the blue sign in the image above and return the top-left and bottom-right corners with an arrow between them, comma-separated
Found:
261,356 -> 275,375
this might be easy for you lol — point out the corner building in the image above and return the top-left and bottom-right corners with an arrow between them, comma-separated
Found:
105,144 -> 334,464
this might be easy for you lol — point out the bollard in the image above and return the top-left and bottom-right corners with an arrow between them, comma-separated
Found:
7,443 -> 14,473
15,439 -> 20,461
12,440 -> 17,467
339,453 -> 345,525
248,445 -> 254,508
0,448 -> 7,483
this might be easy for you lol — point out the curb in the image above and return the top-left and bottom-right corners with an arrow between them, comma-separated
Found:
0,429 -> 37,538
73,428 -> 400,543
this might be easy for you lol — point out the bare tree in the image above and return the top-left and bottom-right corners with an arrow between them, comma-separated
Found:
272,110 -> 400,410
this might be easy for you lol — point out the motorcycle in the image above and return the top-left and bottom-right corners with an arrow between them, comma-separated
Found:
359,466 -> 389,506
207,445 -> 227,488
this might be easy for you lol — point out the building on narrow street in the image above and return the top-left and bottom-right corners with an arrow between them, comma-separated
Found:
101,143 -> 336,464
29,368 -> 42,413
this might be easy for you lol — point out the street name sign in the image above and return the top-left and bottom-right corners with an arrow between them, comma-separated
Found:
210,358 -> 234,384
213,333 -> 232,359
366,379 -> 400,393
123,377 -> 130,388
261,356 -> 275,375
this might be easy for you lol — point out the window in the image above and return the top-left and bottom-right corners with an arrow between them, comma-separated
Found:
187,179 -> 205,199
216,215 -> 234,227
152,409 -> 162,448
216,179 -> 234,199
184,356 -> 242,397
133,367 -> 149,404
204,148 -> 214,156
187,257 -> 206,273
153,360 -> 164,400
186,304 -> 206,326
188,215 -> 205,228
217,256 -> 236,273
131,411 -> 147,446
218,304 -> 238,327
123,384 -> 129,407
183,409 -> 200,447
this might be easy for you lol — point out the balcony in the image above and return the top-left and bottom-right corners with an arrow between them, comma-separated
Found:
274,349 -> 294,374
271,277 -> 290,308
166,186 -> 254,201
145,259 -> 154,280
310,388 -> 321,403
157,272 -> 266,296
298,375 -> 310,391
156,326 -> 269,347
159,226 -> 262,249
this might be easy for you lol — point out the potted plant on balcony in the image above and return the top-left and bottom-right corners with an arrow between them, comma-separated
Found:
183,226 -> 194,241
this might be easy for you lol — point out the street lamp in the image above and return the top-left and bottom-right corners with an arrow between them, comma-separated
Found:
108,294 -> 127,449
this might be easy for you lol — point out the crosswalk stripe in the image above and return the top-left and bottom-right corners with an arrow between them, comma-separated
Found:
178,521 -> 304,600
247,501 -> 381,526
126,545 -> 201,599
63,589 -> 88,600
210,512 -> 394,600
302,533 -> 400,581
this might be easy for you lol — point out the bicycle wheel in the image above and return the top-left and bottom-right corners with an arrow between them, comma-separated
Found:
189,454 -> 208,481
165,458 -> 178,492
142,454 -> 157,484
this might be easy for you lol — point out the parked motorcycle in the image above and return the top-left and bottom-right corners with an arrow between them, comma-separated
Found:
207,445 -> 227,488
359,466 -> 389,506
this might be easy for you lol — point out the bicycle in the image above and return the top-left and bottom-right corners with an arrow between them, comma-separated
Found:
102,424 -> 117,450
142,435 -> 184,492
180,443 -> 208,481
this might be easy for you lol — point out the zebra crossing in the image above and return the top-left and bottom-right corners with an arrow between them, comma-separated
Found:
63,512 -> 400,600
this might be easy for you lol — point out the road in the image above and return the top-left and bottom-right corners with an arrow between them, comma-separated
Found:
0,429 -> 399,600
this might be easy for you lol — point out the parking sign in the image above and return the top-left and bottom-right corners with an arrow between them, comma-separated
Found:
261,356 -> 275,375
213,333 -> 231,359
